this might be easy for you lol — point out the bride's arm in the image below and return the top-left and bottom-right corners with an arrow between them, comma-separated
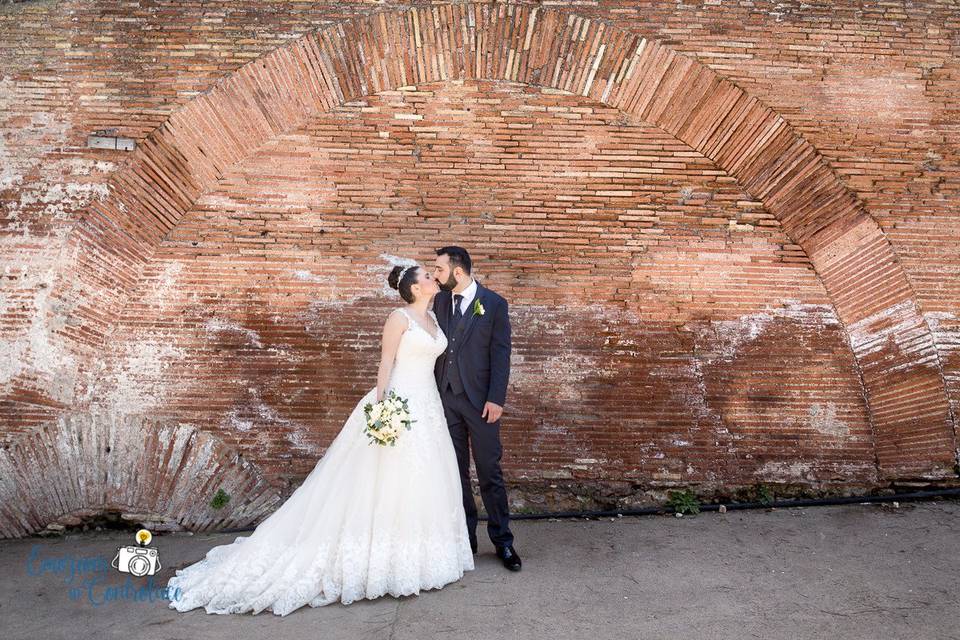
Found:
375,310 -> 407,402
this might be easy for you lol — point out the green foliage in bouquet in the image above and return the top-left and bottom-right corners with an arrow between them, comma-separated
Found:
363,389 -> 417,447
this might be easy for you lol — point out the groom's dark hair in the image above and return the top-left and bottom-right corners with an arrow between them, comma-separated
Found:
435,246 -> 471,275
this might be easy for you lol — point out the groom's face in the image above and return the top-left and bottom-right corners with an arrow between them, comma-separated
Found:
434,255 -> 458,291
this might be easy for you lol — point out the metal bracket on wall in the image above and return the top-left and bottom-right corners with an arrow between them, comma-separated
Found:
87,129 -> 136,151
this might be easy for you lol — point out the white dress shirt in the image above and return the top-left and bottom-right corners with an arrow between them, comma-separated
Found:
452,278 -> 477,318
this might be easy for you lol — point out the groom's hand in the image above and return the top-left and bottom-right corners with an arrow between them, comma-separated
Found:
481,401 -> 503,423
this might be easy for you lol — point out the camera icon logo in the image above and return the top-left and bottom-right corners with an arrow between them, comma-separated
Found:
111,528 -> 162,577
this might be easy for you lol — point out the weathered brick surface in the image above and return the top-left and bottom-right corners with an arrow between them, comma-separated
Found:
1,1 -> 957,537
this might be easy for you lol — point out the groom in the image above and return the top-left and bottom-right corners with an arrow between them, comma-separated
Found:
432,246 -> 521,572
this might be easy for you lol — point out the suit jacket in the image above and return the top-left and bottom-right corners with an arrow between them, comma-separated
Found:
433,280 -> 511,412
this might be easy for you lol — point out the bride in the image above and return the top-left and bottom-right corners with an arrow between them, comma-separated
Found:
166,262 -> 475,616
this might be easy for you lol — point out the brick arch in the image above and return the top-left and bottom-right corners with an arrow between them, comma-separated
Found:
0,412 -> 282,538
49,1 -> 956,494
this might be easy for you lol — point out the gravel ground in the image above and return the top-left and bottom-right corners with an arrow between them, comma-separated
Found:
2,499 -> 958,640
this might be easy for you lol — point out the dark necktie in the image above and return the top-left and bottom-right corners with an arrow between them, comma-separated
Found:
453,293 -> 464,325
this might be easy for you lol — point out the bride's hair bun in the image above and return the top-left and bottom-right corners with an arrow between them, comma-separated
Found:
388,264 -> 418,303
388,265 -> 403,291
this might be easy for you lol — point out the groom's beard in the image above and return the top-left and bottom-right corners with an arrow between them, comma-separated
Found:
439,274 -> 458,291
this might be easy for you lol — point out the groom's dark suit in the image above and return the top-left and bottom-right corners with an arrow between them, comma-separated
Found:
434,279 -> 514,549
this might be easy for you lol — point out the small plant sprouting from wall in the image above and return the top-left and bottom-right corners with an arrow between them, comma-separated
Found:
210,488 -> 231,510
756,483 -> 774,506
667,489 -> 700,515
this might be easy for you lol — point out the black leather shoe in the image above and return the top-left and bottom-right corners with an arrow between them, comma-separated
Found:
495,545 -> 522,571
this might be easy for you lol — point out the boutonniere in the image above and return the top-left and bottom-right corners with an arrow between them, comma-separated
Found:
472,298 -> 485,316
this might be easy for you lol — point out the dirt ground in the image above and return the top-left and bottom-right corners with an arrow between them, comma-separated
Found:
2,499 -> 958,640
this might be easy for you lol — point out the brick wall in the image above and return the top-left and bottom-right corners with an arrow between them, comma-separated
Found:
1,0 -> 957,537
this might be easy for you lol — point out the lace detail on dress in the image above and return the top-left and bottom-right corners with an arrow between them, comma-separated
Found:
397,307 -> 442,342
167,307 -> 471,616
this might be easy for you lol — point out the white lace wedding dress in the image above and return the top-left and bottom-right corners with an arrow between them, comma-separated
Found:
167,307 -> 474,616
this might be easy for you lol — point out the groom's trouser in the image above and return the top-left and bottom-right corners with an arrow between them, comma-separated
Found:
440,383 -> 514,549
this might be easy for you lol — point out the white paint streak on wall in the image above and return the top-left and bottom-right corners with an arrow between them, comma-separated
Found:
143,262 -> 184,312
847,299 -> 941,373
1,148 -> 116,404
925,310 -> 960,413
221,387 -> 319,455
807,403 -> 849,437
539,351 -> 608,402
925,311 -> 960,364
645,300 -> 847,444
203,317 -> 264,348
289,253 -> 408,310
702,299 -> 840,362
754,460 -> 814,481
95,333 -> 187,416
292,269 -> 324,283
0,237 -> 80,402
2,178 -> 111,239
0,76 -> 74,191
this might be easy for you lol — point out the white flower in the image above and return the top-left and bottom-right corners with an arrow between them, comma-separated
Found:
364,391 -> 415,446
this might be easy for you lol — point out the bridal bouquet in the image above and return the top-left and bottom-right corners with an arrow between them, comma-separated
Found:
363,390 -> 416,446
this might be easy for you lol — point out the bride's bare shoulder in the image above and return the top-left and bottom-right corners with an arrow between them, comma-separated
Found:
385,307 -> 410,329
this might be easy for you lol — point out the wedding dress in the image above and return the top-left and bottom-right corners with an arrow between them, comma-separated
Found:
167,307 -> 474,616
